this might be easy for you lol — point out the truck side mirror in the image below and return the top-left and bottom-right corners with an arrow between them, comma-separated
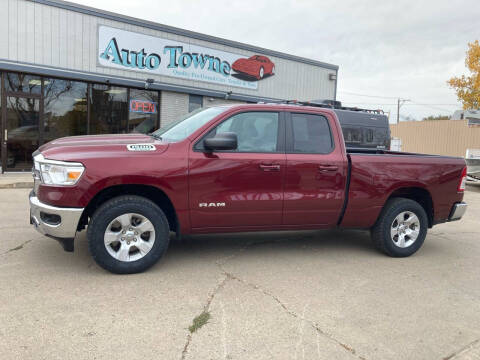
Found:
203,132 -> 238,151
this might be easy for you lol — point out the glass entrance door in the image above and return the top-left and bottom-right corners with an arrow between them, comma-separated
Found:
5,96 -> 40,171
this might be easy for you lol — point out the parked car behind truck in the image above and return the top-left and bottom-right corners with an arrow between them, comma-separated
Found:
29,103 -> 468,274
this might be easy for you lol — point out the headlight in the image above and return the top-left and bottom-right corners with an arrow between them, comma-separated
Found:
33,153 -> 85,186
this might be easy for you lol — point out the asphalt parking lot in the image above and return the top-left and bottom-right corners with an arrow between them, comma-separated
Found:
1,187 -> 479,360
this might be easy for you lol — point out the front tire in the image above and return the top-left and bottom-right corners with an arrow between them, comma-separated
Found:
87,195 -> 170,274
371,198 -> 428,257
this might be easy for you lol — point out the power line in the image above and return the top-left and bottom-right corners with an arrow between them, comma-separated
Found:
408,101 -> 456,113
339,91 -> 459,108
338,91 -> 398,99
343,102 -> 459,106
339,90 -> 461,119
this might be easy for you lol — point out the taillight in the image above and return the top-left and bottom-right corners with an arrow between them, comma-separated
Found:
458,167 -> 467,192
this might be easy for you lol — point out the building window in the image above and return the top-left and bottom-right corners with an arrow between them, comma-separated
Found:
43,79 -> 88,141
4,73 -> 42,95
189,94 -> 203,113
90,85 -> 128,134
5,97 -> 40,170
128,89 -> 160,134
1,71 -> 165,172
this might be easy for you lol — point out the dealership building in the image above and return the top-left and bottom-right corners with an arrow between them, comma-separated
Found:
0,0 -> 338,172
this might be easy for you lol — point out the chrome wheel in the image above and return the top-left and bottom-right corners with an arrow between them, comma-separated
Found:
390,211 -> 420,248
104,213 -> 155,262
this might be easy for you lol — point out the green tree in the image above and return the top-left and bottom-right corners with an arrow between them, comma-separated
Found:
448,40 -> 480,109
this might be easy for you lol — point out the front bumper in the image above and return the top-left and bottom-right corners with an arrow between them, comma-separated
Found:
448,202 -> 467,221
29,193 -> 84,240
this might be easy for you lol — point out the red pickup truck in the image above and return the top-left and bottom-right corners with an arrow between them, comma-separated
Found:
29,104 -> 468,274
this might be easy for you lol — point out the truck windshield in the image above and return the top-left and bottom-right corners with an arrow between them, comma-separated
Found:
151,107 -> 225,142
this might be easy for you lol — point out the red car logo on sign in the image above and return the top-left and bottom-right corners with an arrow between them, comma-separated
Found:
232,55 -> 275,81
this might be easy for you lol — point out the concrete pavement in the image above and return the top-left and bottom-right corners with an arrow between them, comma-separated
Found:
0,172 -> 33,189
0,187 -> 479,359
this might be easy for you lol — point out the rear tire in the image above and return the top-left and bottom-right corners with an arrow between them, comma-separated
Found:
87,195 -> 170,274
371,198 -> 428,257
258,66 -> 264,79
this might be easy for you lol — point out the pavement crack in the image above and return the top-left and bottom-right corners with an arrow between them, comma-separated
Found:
2,239 -> 32,255
181,274 -> 230,360
220,265 -> 366,360
214,238 -> 366,359
215,236 -> 301,267
443,338 -> 480,360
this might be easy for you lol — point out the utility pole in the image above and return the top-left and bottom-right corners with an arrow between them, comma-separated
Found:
397,98 -> 411,123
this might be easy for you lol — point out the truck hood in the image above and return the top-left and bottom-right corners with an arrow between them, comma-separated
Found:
38,134 -> 169,162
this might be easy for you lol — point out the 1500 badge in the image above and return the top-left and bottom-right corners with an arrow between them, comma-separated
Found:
127,144 -> 156,151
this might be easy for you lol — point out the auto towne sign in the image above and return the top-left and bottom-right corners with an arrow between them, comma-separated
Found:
98,26 -> 276,90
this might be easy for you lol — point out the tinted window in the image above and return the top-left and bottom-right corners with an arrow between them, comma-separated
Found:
43,79 -> 88,141
291,113 -> 332,153
189,94 -> 203,113
129,89 -> 159,134
90,85 -> 128,134
199,112 -> 279,152
342,127 -> 363,144
365,128 -> 374,143
4,73 -> 42,94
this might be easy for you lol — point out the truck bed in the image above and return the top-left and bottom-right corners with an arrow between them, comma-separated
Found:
339,150 -> 466,228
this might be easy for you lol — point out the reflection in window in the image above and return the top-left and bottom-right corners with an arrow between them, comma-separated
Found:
292,113 -> 333,154
5,73 -> 42,94
365,128 -> 374,143
214,112 -> 279,152
189,94 -> 203,113
6,97 -> 40,170
90,85 -> 128,134
342,127 -> 363,144
43,79 -> 88,142
129,89 -> 159,134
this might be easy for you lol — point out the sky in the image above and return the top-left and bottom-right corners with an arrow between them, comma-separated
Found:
74,0 -> 480,123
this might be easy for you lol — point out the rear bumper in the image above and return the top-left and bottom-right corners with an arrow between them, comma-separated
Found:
29,193 -> 84,240
448,202 -> 467,221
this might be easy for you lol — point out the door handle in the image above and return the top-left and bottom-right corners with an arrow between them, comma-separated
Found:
259,163 -> 281,171
4,129 -> 7,141
318,164 -> 338,172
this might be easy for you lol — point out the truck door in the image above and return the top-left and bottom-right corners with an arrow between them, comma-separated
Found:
188,111 -> 286,230
283,111 -> 347,227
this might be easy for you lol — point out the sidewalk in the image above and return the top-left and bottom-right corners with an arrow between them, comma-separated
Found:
0,172 -> 34,189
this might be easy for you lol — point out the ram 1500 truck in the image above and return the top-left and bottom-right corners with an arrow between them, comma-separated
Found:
29,104 -> 468,274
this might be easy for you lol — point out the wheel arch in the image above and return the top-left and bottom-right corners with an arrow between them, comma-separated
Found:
384,187 -> 434,228
79,184 -> 179,233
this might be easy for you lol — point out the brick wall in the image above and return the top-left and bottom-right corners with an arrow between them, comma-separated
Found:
160,91 -> 189,126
